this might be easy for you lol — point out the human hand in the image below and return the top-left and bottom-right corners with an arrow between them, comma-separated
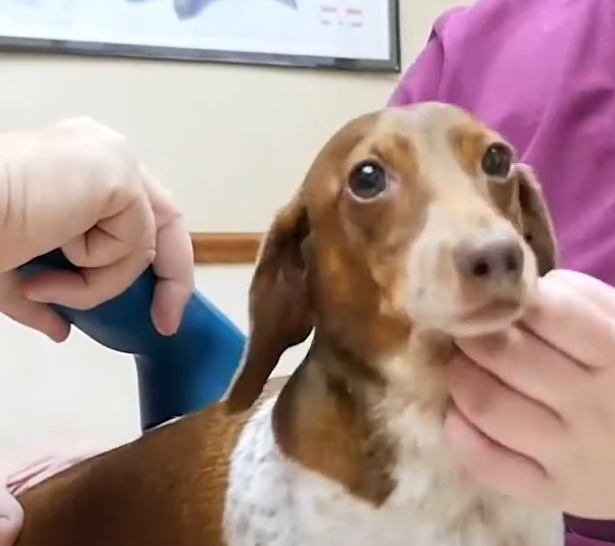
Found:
446,269 -> 615,519
0,484 -> 21,546
0,117 -> 194,341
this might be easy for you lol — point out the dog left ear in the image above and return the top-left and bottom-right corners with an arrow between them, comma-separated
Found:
511,164 -> 559,275
224,192 -> 313,413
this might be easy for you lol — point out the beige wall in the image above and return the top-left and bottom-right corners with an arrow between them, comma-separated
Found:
0,1 -> 469,451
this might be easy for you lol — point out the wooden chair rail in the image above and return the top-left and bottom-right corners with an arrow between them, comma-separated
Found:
190,232 -> 262,264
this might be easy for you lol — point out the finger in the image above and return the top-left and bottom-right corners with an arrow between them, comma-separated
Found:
149,218 -> 194,336
23,254 -> 152,310
62,183 -> 156,269
455,327 -> 590,413
5,459 -> 55,491
3,299 -> 70,342
546,269 -> 615,316
0,486 -> 23,546
445,403 -> 552,501
24,193 -> 156,309
142,169 -> 194,335
0,274 -> 70,342
521,275 -> 615,369
448,353 -> 566,458
61,228 -> 130,269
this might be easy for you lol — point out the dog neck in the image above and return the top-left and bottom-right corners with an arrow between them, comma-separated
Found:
270,329 -> 456,506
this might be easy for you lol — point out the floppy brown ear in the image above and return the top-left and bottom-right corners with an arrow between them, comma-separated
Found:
512,164 -> 559,276
224,194 -> 313,413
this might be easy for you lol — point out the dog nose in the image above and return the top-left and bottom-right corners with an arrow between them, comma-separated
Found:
456,236 -> 524,284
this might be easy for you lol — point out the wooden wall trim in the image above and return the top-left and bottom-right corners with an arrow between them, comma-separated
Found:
190,232 -> 262,264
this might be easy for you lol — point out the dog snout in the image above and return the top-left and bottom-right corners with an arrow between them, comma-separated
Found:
455,235 -> 524,286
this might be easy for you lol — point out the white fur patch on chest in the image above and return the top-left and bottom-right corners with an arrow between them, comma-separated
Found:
223,397 -> 564,546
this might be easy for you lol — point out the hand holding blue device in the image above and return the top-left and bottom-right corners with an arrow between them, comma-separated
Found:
19,249 -> 246,430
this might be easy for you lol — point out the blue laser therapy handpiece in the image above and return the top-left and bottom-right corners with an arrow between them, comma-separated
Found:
18,249 -> 246,430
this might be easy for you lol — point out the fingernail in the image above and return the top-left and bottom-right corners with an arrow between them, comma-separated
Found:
152,313 -> 179,337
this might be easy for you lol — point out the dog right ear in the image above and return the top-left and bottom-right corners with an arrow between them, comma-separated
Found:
224,193 -> 313,413
512,164 -> 559,276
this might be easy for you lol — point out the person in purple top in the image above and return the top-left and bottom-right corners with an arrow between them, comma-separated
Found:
388,0 -> 615,544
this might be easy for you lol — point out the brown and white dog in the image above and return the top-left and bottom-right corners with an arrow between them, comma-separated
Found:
14,102 -> 563,546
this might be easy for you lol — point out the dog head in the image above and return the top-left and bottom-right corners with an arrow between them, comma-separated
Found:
225,102 -> 558,411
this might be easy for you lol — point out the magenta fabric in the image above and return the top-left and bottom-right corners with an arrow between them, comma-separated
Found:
387,0 -> 615,543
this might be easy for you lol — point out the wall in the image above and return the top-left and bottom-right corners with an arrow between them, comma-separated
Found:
0,0 -> 470,452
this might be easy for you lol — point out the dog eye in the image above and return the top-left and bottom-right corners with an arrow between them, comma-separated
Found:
481,143 -> 512,178
348,161 -> 387,200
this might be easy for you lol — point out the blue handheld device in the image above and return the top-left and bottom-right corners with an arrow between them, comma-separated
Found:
18,250 -> 246,430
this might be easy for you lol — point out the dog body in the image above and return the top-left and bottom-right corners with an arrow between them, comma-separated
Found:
15,102 -> 564,546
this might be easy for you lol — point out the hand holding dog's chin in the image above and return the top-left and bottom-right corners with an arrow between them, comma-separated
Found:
444,269 -> 615,519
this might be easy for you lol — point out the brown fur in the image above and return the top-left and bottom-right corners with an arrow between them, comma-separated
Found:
14,102 -> 558,546
15,378 -> 286,546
